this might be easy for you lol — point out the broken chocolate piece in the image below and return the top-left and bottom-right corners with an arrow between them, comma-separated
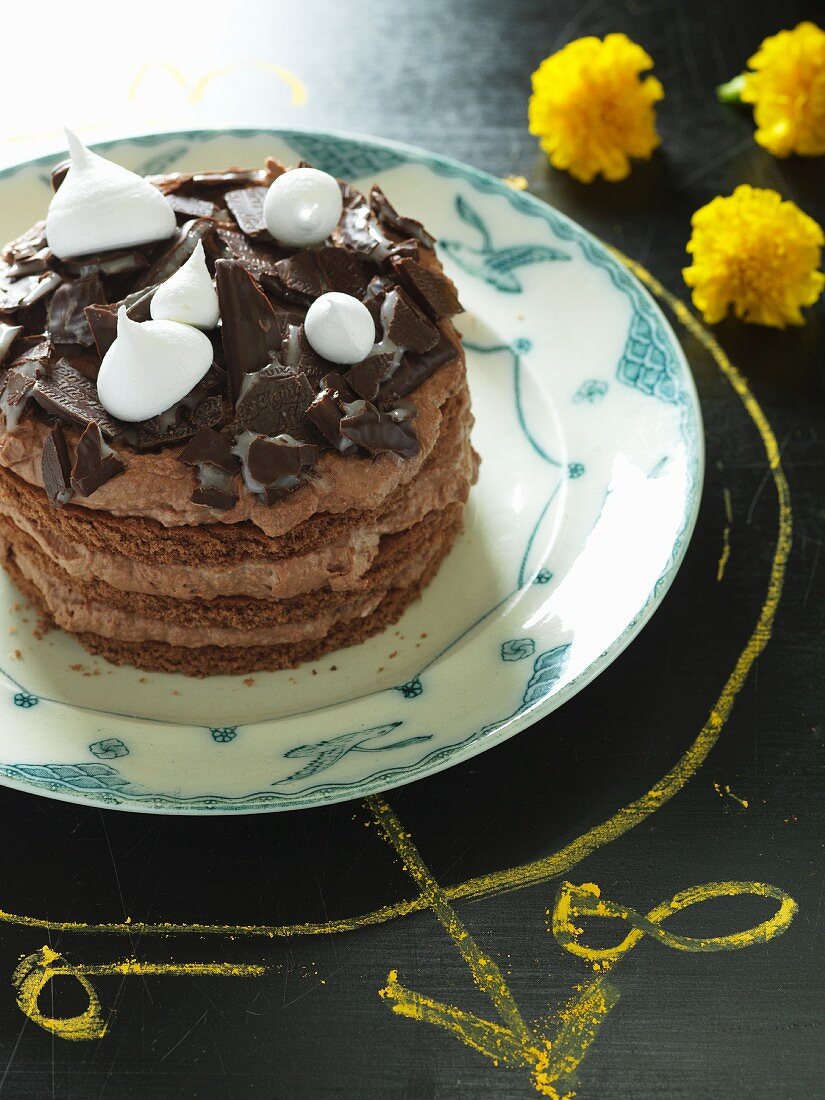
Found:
224,187 -> 270,237
269,248 -> 370,304
59,248 -> 150,279
2,223 -> 47,266
47,275 -> 105,346
234,364 -> 313,437
33,358 -> 122,439
129,395 -> 225,451
70,420 -> 125,496
391,257 -> 462,319
370,186 -> 436,250
180,427 -> 240,474
381,333 -> 458,401
41,424 -> 73,506
0,323 -> 22,366
9,336 -> 52,369
214,226 -> 283,281
381,287 -> 439,353
51,160 -> 70,192
239,432 -> 318,504
0,270 -> 62,312
340,400 -> 420,458
215,260 -> 283,402
166,194 -> 223,222
84,285 -> 157,359
132,219 -> 215,291
344,355 -> 395,401
1,370 -> 38,430
179,426 -> 240,510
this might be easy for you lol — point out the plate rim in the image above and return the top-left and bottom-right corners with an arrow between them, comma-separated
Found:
0,126 -> 704,813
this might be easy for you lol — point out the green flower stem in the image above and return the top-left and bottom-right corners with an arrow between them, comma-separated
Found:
716,73 -> 746,103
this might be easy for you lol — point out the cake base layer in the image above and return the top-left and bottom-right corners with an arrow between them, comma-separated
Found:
1,504 -> 463,676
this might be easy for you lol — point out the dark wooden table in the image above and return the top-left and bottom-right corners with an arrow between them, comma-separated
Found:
0,1 -> 823,1096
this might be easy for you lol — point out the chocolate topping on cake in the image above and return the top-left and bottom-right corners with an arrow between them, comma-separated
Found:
59,248 -> 150,279
242,433 -> 319,504
234,363 -> 313,437
382,287 -> 440,353
382,333 -> 458,400
215,260 -> 283,402
269,248 -> 369,303
391,257 -> 462,319
225,187 -> 270,237
84,285 -> 157,359
129,394 -> 225,452
33,358 -> 122,439
179,426 -> 241,510
214,226 -> 283,281
370,186 -> 436,250
166,194 -> 223,222
344,354 -> 394,401
47,275 -> 105,346
340,399 -> 420,458
70,420 -> 126,496
41,424 -> 73,505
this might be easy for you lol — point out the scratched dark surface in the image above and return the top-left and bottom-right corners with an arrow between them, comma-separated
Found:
0,0 -> 824,1096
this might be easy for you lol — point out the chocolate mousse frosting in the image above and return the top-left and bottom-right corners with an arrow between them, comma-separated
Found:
0,151 -> 477,675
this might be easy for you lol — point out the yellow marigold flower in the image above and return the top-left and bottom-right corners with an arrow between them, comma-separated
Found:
528,34 -> 663,183
683,186 -> 824,327
740,22 -> 825,156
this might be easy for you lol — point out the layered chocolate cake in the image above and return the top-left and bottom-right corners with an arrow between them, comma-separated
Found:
0,134 -> 477,675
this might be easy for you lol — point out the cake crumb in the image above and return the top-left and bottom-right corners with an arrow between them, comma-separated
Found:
243,677 -> 255,687
311,669 -> 318,676
420,633 -> 428,639
69,663 -> 85,672
10,649 -> 21,660
138,677 -> 147,683
8,626 -> 16,635
388,651 -> 398,659
329,665 -> 337,671
171,689 -> 181,695
377,666 -> 384,673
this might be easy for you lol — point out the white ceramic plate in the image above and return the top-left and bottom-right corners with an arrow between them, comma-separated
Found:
0,129 -> 703,813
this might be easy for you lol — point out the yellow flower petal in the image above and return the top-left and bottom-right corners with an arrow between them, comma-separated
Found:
528,33 -> 663,183
740,22 -> 825,157
683,186 -> 824,327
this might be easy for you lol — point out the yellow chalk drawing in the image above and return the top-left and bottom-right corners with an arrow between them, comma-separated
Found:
717,487 -> 734,580
372,794 -> 797,1096
12,946 -> 265,1041
0,256 -> 792,946
714,781 -> 749,809
372,796 -> 616,1098
551,880 -> 796,970
128,61 -> 307,107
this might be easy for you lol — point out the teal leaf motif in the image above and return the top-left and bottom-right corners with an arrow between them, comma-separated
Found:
13,692 -> 38,708
0,763 -> 132,793
283,136 -> 407,178
522,645 -> 572,706
139,144 -> 190,176
501,638 -> 536,662
534,568 -> 553,585
277,723 -> 433,783
440,196 -> 570,294
89,738 -> 129,760
567,462 -> 585,479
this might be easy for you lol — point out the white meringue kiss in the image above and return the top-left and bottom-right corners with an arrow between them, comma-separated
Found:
304,292 -> 376,365
264,167 -> 343,247
97,308 -> 213,422
150,242 -> 219,330
46,129 -> 177,259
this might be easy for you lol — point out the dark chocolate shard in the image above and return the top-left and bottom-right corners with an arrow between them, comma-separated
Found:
240,432 -> 319,504
47,275 -> 105,346
224,187 -> 270,237
191,484 -> 237,510
180,427 -> 240,475
59,248 -> 150,278
50,160 -> 70,192
381,333 -> 458,401
84,285 -> 157,359
1,370 -> 38,429
0,270 -> 62,312
166,194 -> 223,222
129,395 -> 225,451
132,219 -> 215,291
41,424 -> 73,506
234,364 -> 313,436
32,358 -> 123,439
344,354 -> 395,401
370,186 -> 436,250
340,400 -> 420,458
0,323 -> 22,366
391,257 -> 463,319
70,421 -> 126,496
382,287 -> 440,353
269,251 -> 323,302
305,372 -> 358,451
2,222 -> 47,266
318,249 -> 370,297
214,227 -> 283,281
189,167 -> 270,189
9,336 -> 53,369
279,324 -> 334,391
215,260 -> 283,402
